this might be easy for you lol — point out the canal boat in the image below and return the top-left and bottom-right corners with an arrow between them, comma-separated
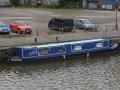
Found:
10,38 -> 118,62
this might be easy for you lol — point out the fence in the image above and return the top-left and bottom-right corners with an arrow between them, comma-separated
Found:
88,3 -> 100,9
63,2 -> 101,9
63,2 -> 83,8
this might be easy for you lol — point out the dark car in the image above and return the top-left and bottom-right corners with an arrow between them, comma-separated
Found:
48,17 -> 73,32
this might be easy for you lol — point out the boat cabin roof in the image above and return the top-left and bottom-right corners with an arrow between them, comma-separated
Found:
17,39 -> 108,49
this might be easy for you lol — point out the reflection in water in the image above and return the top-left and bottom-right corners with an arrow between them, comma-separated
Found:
0,51 -> 120,90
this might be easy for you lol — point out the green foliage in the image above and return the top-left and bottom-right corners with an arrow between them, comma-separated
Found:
43,4 -> 61,9
10,0 -> 20,7
59,0 -> 80,7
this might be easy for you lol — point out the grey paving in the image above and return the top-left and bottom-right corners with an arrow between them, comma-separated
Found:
0,8 -> 120,47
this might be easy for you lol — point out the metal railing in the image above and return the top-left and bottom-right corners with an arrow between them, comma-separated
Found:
63,2 -> 83,8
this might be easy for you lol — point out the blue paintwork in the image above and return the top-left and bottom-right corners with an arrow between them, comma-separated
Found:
15,39 -> 116,61
0,22 -> 10,34
101,0 -> 116,5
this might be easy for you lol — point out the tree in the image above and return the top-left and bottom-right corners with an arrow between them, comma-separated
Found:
10,0 -> 20,7
59,0 -> 80,7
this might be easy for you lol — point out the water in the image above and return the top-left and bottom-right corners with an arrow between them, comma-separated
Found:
0,52 -> 120,90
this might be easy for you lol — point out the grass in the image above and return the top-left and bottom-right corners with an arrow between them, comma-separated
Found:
0,7 -> 83,15
47,30 -> 75,35
0,34 -> 31,39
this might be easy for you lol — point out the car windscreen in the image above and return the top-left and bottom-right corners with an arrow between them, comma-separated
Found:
82,20 -> 91,24
16,22 -> 28,26
0,23 -> 6,27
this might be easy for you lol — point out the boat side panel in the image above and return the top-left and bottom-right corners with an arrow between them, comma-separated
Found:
65,44 -> 72,54
22,48 -> 38,59
16,47 -> 22,58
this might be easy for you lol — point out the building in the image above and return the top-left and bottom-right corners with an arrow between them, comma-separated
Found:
20,0 -> 42,6
0,0 -> 11,6
84,0 -> 117,10
20,0 -> 59,6
42,0 -> 59,5
99,0 -> 116,10
19,0 -> 118,10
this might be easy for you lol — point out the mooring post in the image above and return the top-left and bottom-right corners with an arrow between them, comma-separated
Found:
34,29 -> 39,44
87,53 -> 89,59
63,55 -> 66,59
56,37 -> 59,42
35,36 -> 37,44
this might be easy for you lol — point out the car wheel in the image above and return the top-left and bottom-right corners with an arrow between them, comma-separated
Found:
67,29 -> 72,32
7,32 -> 10,34
83,27 -> 87,30
49,26 -> 54,30
18,31 -> 21,34
23,31 -> 26,34
10,28 -> 14,32
48,27 -> 52,30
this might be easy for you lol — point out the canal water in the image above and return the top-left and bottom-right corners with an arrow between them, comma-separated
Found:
0,51 -> 120,90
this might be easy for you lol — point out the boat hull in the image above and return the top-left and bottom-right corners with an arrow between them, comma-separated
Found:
10,39 -> 118,62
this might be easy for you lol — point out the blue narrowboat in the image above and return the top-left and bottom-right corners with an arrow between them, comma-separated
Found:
10,38 -> 118,62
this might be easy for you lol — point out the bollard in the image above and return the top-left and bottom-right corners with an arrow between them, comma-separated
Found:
35,36 -> 37,44
95,27 -> 97,32
63,55 -> 66,59
87,53 -> 89,58
56,37 -> 59,42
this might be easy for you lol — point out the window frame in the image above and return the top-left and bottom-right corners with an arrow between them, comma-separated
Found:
56,46 -> 65,54
96,42 -> 104,48
38,48 -> 49,55
72,44 -> 82,52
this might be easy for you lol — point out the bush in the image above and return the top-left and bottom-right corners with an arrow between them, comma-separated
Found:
10,0 -> 20,7
59,0 -> 80,7
43,3 -> 60,8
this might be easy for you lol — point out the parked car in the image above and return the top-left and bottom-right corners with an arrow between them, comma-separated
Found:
0,22 -> 10,35
48,17 -> 74,32
74,19 -> 95,30
9,21 -> 32,34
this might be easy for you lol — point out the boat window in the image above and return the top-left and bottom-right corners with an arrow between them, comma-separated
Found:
57,46 -> 64,53
96,43 -> 103,48
39,48 -> 49,55
73,45 -> 82,51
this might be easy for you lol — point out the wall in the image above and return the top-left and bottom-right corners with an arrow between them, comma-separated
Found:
0,47 -> 15,62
